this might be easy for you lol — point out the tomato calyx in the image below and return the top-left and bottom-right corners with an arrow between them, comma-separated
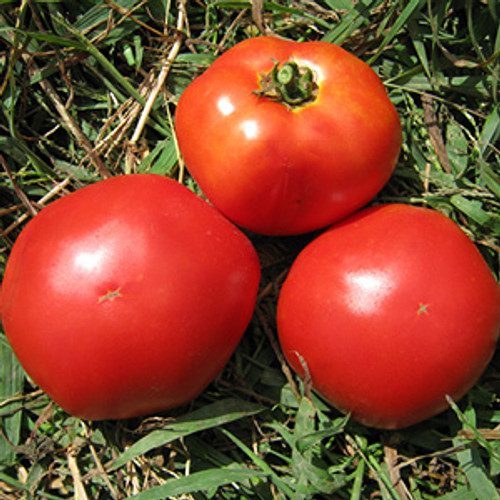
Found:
257,60 -> 318,107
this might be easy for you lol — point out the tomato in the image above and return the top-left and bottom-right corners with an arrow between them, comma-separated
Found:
1,174 -> 261,420
175,36 -> 402,236
277,204 -> 500,429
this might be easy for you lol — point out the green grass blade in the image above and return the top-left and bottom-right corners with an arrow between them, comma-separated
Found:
448,397 -> 500,500
110,399 -> 262,470
449,194 -> 492,227
436,486 -> 482,500
347,435 -> 401,500
290,400 -> 346,497
480,158 -> 500,199
291,396 -> 316,497
137,138 -> 179,175
51,14 -> 146,106
0,471 -> 66,500
350,459 -> 366,500
448,397 -> 500,473
295,414 -> 349,452
478,106 -> 500,157
220,427 -> 297,498
0,27 -> 86,49
367,0 -> 426,64
454,446 -> 500,500
128,466 -> 266,500
321,0 -> 385,45
0,334 -> 25,468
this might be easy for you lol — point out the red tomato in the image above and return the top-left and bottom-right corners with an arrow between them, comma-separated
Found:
277,204 -> 500,429
175,36 -> 402,235
1,174 -> 261,420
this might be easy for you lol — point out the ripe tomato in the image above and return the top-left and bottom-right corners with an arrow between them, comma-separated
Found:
175,36 -> 401,235
1,174 -> 261,420
277,204 -> 500,429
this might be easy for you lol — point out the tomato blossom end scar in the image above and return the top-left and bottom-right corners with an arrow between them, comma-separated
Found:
417,302 -> 430,315
98,287 -> 123,304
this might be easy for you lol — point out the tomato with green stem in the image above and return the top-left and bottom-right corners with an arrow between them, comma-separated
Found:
277,204 -> 500,429
1,174 -> 261,420
175,36 -> 402,235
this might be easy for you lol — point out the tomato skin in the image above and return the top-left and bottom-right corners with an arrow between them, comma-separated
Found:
1,174 -> 261,420
277,204 -> 500,429
175,36 -> 402,235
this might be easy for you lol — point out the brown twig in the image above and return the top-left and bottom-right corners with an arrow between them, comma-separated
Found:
67,445 -> 90,500
0,176 -> 73,240
82,422 -> 121,499
422,93 -> 452,174
383,439 -> 414,500
125,0 -> 188,174
0,14 -> 112,178
251,0 -> 266,34
34,72 -> 112,178
0,154 -> 39,217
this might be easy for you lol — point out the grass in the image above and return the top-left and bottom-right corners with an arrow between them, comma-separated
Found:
0,0 -> 499,498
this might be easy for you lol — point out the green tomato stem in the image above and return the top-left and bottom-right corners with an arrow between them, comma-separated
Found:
258,60 -> 317,107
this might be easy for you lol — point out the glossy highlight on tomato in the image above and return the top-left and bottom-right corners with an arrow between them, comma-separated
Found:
175,36 -> 402,235
277,204 -> 500,429
1,174 -> 261,420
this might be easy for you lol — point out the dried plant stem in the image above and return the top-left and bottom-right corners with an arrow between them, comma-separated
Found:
67,447 -> 90,500
251,0 -> 266,34
125,0 -> 188,174
383,443 -> 413,500
1,176 -> 72,239
0,155 -> 38,216
37,76 -> 112,179
422,93 -> 452,173
0,14 -> 111,178
95,71 -> 155,164
82,422 -> 120,500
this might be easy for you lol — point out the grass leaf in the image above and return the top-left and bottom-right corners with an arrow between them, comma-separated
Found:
478,107 -> 500,157
110,399 -> 262,470
321,0 -> 385,45
128,466 -> 266,499
220,427 -> 297,498
367,0 -> 426,64
0,335 -> 25,468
